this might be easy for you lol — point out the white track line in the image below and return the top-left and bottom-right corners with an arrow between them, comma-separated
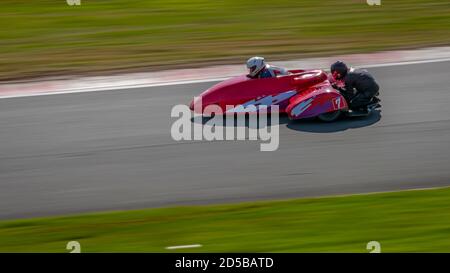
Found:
303,185 -> 450,200
361,57 -> 450,68
166,244 -> 203,250
0,77 -> 230,100
1,57 -> 450,99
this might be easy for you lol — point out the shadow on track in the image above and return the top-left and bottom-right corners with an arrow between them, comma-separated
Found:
286,110 -> 381,133
190,110 -> 381,133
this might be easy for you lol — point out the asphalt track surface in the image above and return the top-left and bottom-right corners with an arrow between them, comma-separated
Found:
1,61 -> 450,219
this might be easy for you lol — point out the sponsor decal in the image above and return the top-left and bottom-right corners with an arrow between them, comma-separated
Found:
290,98 -> 314,117
225,90 -> 296,113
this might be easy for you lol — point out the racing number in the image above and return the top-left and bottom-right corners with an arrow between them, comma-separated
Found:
332,97 -> 342,110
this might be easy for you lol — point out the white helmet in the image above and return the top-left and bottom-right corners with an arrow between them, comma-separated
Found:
246,57 -> 266,77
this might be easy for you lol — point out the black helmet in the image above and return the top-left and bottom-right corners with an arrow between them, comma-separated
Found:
330,61 -> 348,79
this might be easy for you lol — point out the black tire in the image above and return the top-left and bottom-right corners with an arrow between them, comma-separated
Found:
318,110 -> 341,122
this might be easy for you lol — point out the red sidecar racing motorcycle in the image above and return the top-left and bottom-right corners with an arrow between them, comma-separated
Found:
189,69 -> 380,122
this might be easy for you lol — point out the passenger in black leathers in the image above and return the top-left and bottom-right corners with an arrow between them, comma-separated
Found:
330,61 -> 380,109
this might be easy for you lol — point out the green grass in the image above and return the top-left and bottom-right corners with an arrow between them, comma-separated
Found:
1,187 -> 450,252
1,0 -> 450,81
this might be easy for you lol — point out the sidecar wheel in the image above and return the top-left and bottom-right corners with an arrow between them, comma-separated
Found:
318,110 -> 341,122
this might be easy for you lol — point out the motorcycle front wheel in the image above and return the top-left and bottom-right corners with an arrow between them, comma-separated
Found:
318,110 -> 341,122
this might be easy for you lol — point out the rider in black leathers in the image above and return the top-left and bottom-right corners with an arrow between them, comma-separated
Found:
330,61 -> 380,110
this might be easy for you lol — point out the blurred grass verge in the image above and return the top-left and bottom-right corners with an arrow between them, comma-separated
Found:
1,187 -> 450,252
1,0 -> 450,81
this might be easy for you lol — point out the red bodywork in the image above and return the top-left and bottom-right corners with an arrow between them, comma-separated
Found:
190,69 -> 348,120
